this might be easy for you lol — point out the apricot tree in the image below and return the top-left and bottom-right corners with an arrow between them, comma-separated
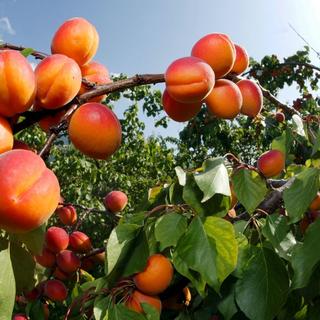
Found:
0,16 -> 320,320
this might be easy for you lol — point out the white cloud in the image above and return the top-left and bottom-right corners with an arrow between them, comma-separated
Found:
0,17 -> 15,35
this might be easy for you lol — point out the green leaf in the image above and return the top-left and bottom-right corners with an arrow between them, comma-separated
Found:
94,295 -> 110,320
217,281 -> 238,320
235,247 -> 289,320
262,214 -> 297,260
271,128 -> 293,156
232,168 -> 268,213
108,303 -> 146,320
291,218 -> 320,289
141,303 -> 160,320
28,300 -> 46,320
311,128 -> 320,156
154,213 -> 187,250
0,242 -> 16,320
194,158 -> 230,202
21,47 -> 34,57
175,166 -> 186,186
283,168 -> 320,223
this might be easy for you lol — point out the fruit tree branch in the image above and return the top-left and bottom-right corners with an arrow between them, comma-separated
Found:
0,42 -> 48,60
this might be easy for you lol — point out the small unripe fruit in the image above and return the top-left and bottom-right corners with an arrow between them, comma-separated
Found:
35,247 -> 56,268
56,250 -> 81,273
104,190 -> 128,213
275,112 -> 285,123
44,279 -> 68,301
69,231 -> 92,253
257,149 -> 285,178
56,205 -> 77,225
45,227 -> 69,253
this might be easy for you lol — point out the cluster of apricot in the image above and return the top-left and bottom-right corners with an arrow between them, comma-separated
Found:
163,33 -> 263,122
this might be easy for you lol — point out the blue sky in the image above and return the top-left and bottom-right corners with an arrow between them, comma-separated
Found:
0,0 -> 319,137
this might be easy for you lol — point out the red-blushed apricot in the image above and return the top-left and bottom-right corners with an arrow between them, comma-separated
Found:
0,116 -> 13,154
0,150 -> 60,233
45,226 -> 69,253
44,279 -> 68,301
205,79 -> 242,119
257,149 -> 285,178
309,192 -> 320,211
162,89 -> 202,122
80,61 -> 112,102
275,112 -> 285,123
35,247 -> 56,268
12,314 -> 28,320
230,44 -> 249,75
104,190 -> 128,213
68,102 -> 122,159
69,231 -> 92,253
191,33 -> 236,78
134,254 -> 173,295
51,17 -> 99,66
92,251 -> 105,264
35,54 -> 82,109
56,205 -> 77,225
56,250 -> 81,273
13,140 -> 33,151
236,79 -> 263,117
0,50 -> 36,117
165,56 -> 215,103
53,267 -> 69,281
125,290 -> 162,314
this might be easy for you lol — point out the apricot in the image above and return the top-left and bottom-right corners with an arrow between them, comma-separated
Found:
126,290 -> 162,314
44,279 -> 68,301
191,33 -> 236,78
53,267 -> 69,281
257,149 -> 285,178
39,109 -> 67,133
134,254 -> 173,295
104,190 -> 128,213
51,17 -> 99,66
0,150 -> 60,233
68,102 -> 122,159
309,192 -> 320,211
162,89 -> 202,122
275,112 -> 285,123
35,247 -> 56,268
12,314 -> 28,320
236,79 -> 263,117
35,54 -> 82,109
0,116 -> 13,154
56,250 -> 81,273
164,56 -> 215,103
205,79 -> 242,119
0,50 -> 36,117
230,44 -> 249,75
80,61 -> 111,102
56,205 -> 77,225
92,251 -> 105,264
69,231 -> 92,253
45,226 -> 69,253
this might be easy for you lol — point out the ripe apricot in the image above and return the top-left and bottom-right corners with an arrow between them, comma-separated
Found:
44,279 -> 68,301
165,56 -> 215,103
0,150 -> 60,233
53,267 -> 69,281
56,250 -> 81,273
38,108 -> 67,133
12,314 -> 28,320
191,33 -> 236,78
126,290 -> 162,314
35,247 -> 56,268
162,89 -> 202,122
56,205 -> 77,225
237,79 -> 263,117
104,190 -> 128,213
309,192 -> 320,211
80,61 -> 111,102
257,149 -> 285,178
134,254 -> 173,295
92,251 -> 105,264
205,79 -> 242,119
0,50 -> 36,117
230,44 -> 249,75
35,54 -> 82,109
69,231 -> 92,253
45,227 -> 69,253
68,102 -> 122,159
0,116 -> 13,154
51,17 -> 99,66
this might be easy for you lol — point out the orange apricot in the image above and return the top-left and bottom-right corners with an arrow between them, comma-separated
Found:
230,44 -> 249,75
162,89 -> 202,122
309,192 -> 320,211
44,279 -> 68,301
165,56 -> 215,103
236,79 -> 263,117
257,149 -> 285,178
35,248 -> 56,268
103,190 -> 128,213
134,254 -> 173,295
0,50 -> 36,117
126,290 -> 162,314
80,61 -> 111,102
205,79 -> 242,119
191,33 -> 236,78
35,54 -> 82,109
69,231 -> 92,253
45,227 -> 69,253
56,205 -> 77,225
51,17 -> 99,66
0,150 -> 60,233
68,102 -> 122,159
0,116 -> 13,154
